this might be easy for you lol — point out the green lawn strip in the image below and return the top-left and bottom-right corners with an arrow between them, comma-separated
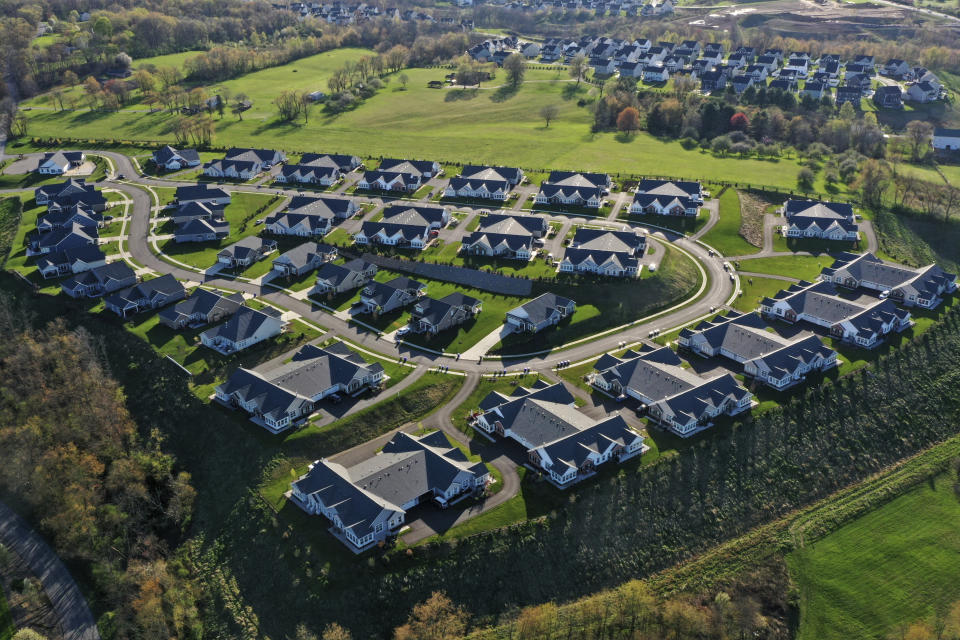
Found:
98,241 -> 120,256
4,195 -> 57,280
157,192 -> 281,269
419,241 -> 558,279
490,243 -> 702,355
789,473 -> 960,640
735,254 -> 831,282
700,188 -> 759,257
619,210 -> 708,235
771,233 -> 859,255
731,276 -> 791,313
0,197 -> 23,265
259,373 -> 464,508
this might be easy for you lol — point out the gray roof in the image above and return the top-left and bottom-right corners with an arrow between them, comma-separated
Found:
315,259 -> 375,288
545,171 -> 610,189
538,415 -> 639,473
821,252 -> 955,300
571,228 -> 644,254
175,184 -> 230,203
104,273 -> 183,309
157,289 -> 244,325
460,165 -> 523,184
479,383 -> 592,446
201,306 -> 283,343
507,293 -> 575,324
274,242 -> 336,270
477,214 -> 547,236
35,245 -> 106,271
378,159 -> 438,176
381,205 -> 447,227
218,236 -> 277,261
593,347 -> 704,401
286,195 -> 353,218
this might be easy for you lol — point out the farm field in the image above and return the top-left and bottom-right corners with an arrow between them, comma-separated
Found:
19,57 -> 819,190
789,474 -> 960,640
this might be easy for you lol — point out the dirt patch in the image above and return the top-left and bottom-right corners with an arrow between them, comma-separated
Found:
738,190 -> 770,248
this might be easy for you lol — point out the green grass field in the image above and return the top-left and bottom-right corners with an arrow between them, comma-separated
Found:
19,56 -> 814,190
735,254 -> 830,281
789,474 -> 960,640
732,276 -> 790,312
700,188 -> 760,257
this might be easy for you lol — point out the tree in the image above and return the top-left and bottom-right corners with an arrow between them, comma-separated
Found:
514,603 -> 557,640
63,70 -> 79,88
232,93 -> 249,120
729,112 -> 749,132
320,623 -> 352,640
274,90 -> 305,121
394,592 -> 469,640
503,53 -> 526,87
12,630 -> 47,640
398,73 -> 409,90
711,135 -> 732,156
857,159 -> 889,208
569,53 -> 587,86
114,52 -> 132,70
617,106 -> 641,133
906,120 -> 933,162
92,15 -> 113,40
539,103 -> 559,128
797,167 -> 815,192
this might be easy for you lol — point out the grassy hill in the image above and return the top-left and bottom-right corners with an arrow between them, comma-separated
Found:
789,474 -> 960,640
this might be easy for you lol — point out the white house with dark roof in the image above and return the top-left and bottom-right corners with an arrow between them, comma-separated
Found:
760,280 -> 912,348
535,171 -> 611,208
559,228 -> 645,277
175,218 -> 230,243
677,311 -> 838,389
272,242 -> 338,277
35,179 -> 107,212
313,259 -> 378,295
355,205 -> 448,250
291,430 -> 489,550
158,289 -> 245,329
460,214 -> 547,260
174,185 -> 231,206
104,274 -> 186,317
200,306 -> 286,354
203,148 -> 286,179
216,342 -> 385,432
377,158 -> 442,179
152,146 -> 201,171
36,246 -> 107,279
36,151 -> 85,174
358,277 -> 426,314
216,236 -> 278,268
820,252 -> 956,309
505,293 -> 576,333
410,292 -> 482,334
356,170 -> 421,193
782,200 -> 859,241
590,346 -> 753,436
37,205 -> 103,233
933,128 -> 960,151
298,153 -> 362,172
276,162 -> 340,186
60,262 -> 137,298
630,180 -> 703,216
30,222 -> 98,255
472,382 -> 646,487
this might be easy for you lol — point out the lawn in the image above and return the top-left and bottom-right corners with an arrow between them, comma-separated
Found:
735,254 -> 830,281
873,208 -> 960,273
21,63 -> 811,191
619,210 -> 709,235
699,188 -> 760,257
731,276 -> 790,312
419,240 -> 558,279
3,195 -> 52,282
789,473 -> 960,640
450,373 -> 546,434
771,234 -> 859,255
158,192 -> 282,269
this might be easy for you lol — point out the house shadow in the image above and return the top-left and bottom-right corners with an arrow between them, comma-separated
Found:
489,84 -> 520,103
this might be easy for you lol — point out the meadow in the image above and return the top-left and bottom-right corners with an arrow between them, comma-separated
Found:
789,474 -> 960,640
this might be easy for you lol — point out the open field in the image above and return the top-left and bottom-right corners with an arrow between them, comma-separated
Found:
789,474 -> 960,640
735,253 -> 832,281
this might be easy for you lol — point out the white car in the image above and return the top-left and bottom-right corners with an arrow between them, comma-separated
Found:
648,263 -> 657,272
396,326 -> 411,337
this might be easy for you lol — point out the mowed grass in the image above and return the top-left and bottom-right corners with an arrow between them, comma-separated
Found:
700,188 -> 760,257
22,58 -> 809,190
789,474 -> 960,640
732,276 -> 791,312
735,254 -> 831,281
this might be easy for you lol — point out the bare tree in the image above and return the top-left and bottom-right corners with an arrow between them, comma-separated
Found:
569,53 -> 587,86
539,103 -> 559,128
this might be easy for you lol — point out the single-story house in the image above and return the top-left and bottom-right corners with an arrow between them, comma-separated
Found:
35,245 -> 107,279
61,262 -> 137,298
174,185 -> 232,207
410,292 -> 482,334
820,252 -> 956,309
505,293 -> 576,333
36,151 -> 85,175
358,277 -> 426,314
152,146 -> 201,171
216,236 -> 278,268
272,242 -> 338,277
200,306 -> 287,354
104,274 -> 186,317
158,289 -> 245,329
312,259 -> 378,295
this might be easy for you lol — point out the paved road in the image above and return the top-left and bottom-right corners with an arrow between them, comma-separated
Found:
0,501 -> 101,640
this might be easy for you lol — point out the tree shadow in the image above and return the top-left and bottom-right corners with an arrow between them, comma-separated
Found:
561,84 -> 582,100
444,89 -> 480,102
614,131 -> 636,143
489,84 -> 520,103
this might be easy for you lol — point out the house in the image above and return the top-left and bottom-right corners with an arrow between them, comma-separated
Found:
835,86 -> 862,108
852,54 -> 875,68
200,306 -> 286,354
460,214 -> 547,260
203,148 -> 286,179
560,228 -> 645,277
933,128 -> 960,151
505,293 -> 576,333
37,205 -> 103,233
175,217 -> 230,243
745,64 -> 769,82
272,196 -> 357,230
355,205 -> 448,249
520,42 -> 541,58
768,78 -> 797,93
298,153 -> 362,172
782,200 -> 859,241
172,201 -> 224,226
905,81 -> 940,104
820,252 -> 956,309
61,262 -> 137,298
844,73 -> 872,93
359,277 -> 426,314
35,245 -> 107,279
873,85 -> 903,109
882,59 -> 911,78
152,146 -> 201,171
410,292 -> 482,334
642,0 -> 673,15
631,180 -> 703,216
677,311 -> 838,389
589,347 -> 753,436
444,165 -> 524,200
291,430 -> 489,550
157,289 -> 245,329
731,75 -> 755,95
313,259 -> 378,295
356,170 -> 421,193
589,57 -> 616,75
784,55 -> 810,76
36,151 -> 85,175
272,242 -> 338,277
760,280 -> 912,348
217,342 -> 387,432
801,81 -> 827,100
174,185 -> 231,207
36,180 -> 107,213
642,65 -> 669,83
104,274 -> 186,317
216,236 -> 278,268
30,222 -> 98,255
276,162 -> 340,186
471,382 -> 646,487
700,70 -> 726,93
703,42 -> 724,62
536,171 -> 610,209
377,158 -> 442,179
